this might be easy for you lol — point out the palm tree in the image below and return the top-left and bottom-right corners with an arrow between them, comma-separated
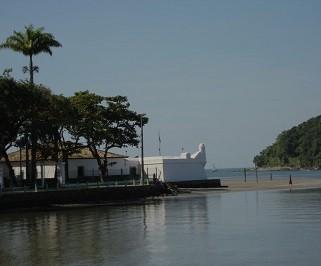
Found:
0,25 -> 61,182
0,24 -> 62,83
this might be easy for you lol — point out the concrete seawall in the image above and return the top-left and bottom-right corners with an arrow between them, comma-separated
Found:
0,184 -> 169,210
168,179 -> 223,188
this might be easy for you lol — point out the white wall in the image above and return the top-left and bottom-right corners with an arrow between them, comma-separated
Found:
1,144 -> 206,183
135,143 -> 207,182
9,162 -> 56,179
142,157 -> 206,182
163,159 -> 206,181
1,157 -> 139,181
67,158 -> 139,178
143,158 -> 165,181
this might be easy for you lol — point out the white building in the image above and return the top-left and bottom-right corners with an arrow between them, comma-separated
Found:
0,144 -> 208,187
0,148 -> 138,187
139,143 -> 207,182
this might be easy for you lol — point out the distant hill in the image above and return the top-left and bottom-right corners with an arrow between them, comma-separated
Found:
254,115 -> 321,169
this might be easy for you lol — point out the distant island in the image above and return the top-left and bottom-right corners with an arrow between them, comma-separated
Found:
254,115 -> 321,169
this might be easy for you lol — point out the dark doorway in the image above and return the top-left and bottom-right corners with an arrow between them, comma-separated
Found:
77,166 -> 85,177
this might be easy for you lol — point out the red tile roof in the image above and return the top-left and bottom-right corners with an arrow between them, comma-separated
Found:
1,147 -> 126,162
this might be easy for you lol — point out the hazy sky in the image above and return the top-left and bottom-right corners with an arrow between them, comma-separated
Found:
1,0 -> 321,167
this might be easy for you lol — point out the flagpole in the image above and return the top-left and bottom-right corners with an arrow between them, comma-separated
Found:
158,131 -> 161,156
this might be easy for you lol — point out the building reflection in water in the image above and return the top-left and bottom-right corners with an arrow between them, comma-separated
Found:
0,193 -> 221,266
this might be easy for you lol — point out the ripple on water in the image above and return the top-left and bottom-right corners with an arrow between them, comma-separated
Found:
0,189 -> 321,266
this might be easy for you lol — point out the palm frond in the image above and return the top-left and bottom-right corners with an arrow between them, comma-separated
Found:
1,25 -> 61,56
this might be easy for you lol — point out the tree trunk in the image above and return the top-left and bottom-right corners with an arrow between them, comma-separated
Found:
54,161 -> 58,179
89,146 -> 105,183
99,167 -> 105,183
25,139 -> 30,181
62,151 -> 69,182
1,149 -> 17,187
53,141 -> 59,181
29,54 -> 38,183
30,54 -> 35,181
30,128 -> 37,183
29,54 -> 34,84
96,157 -> 105,183
104,157 -> 108,178
64,158 -> 69,181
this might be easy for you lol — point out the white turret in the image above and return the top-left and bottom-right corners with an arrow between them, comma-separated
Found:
140,143 -> 208,182
191,143 -> 207,165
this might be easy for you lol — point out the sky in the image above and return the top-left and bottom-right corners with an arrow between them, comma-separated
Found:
1,0 -> 321,168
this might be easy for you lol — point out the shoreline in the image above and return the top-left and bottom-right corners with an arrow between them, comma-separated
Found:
0,184 -> 170,211
221,177 -> 321,192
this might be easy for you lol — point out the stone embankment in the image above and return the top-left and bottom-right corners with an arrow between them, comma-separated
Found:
0,184 -> 170,210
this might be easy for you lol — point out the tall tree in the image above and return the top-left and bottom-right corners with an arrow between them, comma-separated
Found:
18,83 -> 62,183
0,78 -> 30,185
70,91 -> 147,181
0,25 -> 62,83
37,94 -> 81,180
0,25 -> 62,181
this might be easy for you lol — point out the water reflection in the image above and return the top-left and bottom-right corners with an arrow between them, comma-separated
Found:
0,206 -> 152,265
268,189 -> 321,224
0,190 -> 321,265
0,194 -> 212,266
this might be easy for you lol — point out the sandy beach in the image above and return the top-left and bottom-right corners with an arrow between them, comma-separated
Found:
222,177 -> 321,191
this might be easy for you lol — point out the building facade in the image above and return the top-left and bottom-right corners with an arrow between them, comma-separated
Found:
0,144 -> 207,187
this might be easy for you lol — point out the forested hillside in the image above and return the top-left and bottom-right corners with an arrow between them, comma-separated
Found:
254,116 -> 321,168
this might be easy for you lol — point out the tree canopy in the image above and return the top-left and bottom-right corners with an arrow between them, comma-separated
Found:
69,91 -> 147,181
0,78 -> 29,184
1,25 -> 62,181
0,25 -> 147,187
0,78 -> 147,186
0,24 -> 61,83
254,115 -> 321,169
0,78 -> 62,182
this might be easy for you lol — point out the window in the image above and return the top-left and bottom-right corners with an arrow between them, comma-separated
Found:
77,166 -> 85,177
129,167 -> 137,176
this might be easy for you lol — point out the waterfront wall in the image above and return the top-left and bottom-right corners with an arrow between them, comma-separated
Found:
0,184 -> 169,210
141,144 -> 207,182
168,179 -> 222,188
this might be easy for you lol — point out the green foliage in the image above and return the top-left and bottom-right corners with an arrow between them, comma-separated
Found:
1,68 -> 13,78
0,25 -> 61,57
0,78 -> 33,152
0,25 -> 145,186
0,24 -> 61,83
0,78 -> 77,184
35,94 -> 81,180
69,91 -> 147,179
0,78 -> 33,184
254,116 -> 321,168
1,24 -> 62,181
0,78 -> 146,185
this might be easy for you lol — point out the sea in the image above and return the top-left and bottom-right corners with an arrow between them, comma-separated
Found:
0,169 -> 321,266
206,168 -> 321,181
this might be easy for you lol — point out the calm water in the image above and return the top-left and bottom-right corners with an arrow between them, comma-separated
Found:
1,189 -> 321,266
207,168 -> 321,181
